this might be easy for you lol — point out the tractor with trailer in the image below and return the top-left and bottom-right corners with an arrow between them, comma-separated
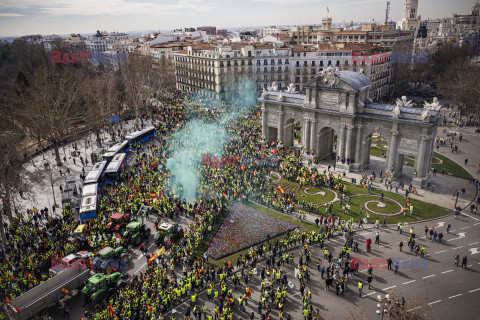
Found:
122,205 -> 152,246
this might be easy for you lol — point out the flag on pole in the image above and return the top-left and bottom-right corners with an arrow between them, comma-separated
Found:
157,246 -> 166,256
327,6 -> 329,13
147,305 -> 153,311
6,296 -> 11,304
61,286 -> 70,295
248,287 -> 252,296
278,186 -> 285,194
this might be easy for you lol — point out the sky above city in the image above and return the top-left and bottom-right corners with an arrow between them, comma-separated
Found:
0,0 -> 477,37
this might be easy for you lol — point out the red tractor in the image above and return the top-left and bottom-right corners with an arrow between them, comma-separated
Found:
107,213 -> 130,233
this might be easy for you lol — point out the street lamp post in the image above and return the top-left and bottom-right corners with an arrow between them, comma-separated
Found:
376,294 -> 390,320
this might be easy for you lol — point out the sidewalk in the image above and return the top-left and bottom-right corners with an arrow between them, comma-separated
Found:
16,119 -> 155,217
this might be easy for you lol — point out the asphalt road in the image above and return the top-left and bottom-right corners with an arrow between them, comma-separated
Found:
144,209 -> 480,320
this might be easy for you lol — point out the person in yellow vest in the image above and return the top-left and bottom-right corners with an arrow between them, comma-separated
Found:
303,307 -> 309,320
358,281 -> 363,297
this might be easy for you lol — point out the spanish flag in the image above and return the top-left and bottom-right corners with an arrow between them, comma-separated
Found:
148,253 -> 157,263
6,296 -> 11,304
147,305 -> 153,311
327,6 -> 329,13
61,286 -> 70,295
248,287 -> 252,296
278,186 -> 285,194
108,303 -> 115,316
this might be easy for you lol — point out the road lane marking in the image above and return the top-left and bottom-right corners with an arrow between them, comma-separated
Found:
467,265 -> 472,267
403,280 -> 416,285
452,246 -> 463,249
469,288 -> 480,293
463,213 -> 480,221
448,294 -> 462,299
428,300 -> 441,305
363,291 -> 376,297
468,242 -> 479,246
435,250 -> 447,254
442,270 -> 453,274
382,285 -> 397,291
422,275 -> 435,279
460,226 -> 470,229
408,306 -> 422,312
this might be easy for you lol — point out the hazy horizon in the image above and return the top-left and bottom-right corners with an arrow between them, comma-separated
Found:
0,0 -> 476,37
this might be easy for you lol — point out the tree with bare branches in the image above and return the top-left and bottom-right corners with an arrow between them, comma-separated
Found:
15,66 -> 84,166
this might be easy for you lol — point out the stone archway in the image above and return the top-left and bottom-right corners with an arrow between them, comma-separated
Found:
317,127 -> 336,160
260,70 -> 440,187
284,118 -> 295,147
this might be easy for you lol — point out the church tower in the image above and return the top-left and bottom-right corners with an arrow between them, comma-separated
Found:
397,0 -> 420,31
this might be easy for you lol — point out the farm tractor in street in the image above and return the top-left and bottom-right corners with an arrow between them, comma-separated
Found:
82,272 -> 127,303
92,246 -> 129,273
123,205 -> 152,246
154,223 -> 184,247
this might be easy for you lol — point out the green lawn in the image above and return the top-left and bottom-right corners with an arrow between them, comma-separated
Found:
276,178 -> 452,224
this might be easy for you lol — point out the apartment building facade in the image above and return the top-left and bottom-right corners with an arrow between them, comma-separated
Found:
173,42 -> 392,101
174,44 -> 254,98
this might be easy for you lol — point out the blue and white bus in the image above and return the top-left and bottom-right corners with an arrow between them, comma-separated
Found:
82,183 -> 98,199
104,153 -> 126,184
102,140 -> 130,163
84,161 -> 107,189
79,195 -> 98,222
125,126 -> 155,147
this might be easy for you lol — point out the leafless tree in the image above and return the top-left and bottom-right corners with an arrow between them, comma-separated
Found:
15,66 -> 84,166
121,53 -> 158,128
82,72 -> 119,147
437,58 -> 480,114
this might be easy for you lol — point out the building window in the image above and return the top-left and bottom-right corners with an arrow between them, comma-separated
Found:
296,61 -> 300,67
257,60 -> 261,65
312,61 -> 315,66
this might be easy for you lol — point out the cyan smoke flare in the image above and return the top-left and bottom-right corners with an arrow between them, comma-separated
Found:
166,76 -> 257,201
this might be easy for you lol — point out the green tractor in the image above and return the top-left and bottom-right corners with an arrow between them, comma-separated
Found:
92,246 -> 129,272
82,272 -> 126,303
154,223 -> 184,247
123,205 -> 151,246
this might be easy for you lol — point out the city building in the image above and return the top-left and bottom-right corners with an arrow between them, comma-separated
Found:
217,29 -> 228,38
397,0 -> 420,31
173,41 -> 392,101
173,43 -> 254,98
197,26 -> 217,36
85,30 -> 129,53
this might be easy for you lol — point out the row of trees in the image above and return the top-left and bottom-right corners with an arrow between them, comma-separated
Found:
388,40 -> 480,115
0,39 -> 176,247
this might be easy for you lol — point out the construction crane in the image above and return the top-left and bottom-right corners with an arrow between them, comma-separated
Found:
385,1 -> 391,26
